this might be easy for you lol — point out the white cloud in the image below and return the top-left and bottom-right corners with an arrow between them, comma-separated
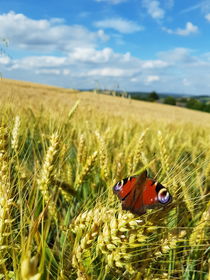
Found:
78,12 -> 91,18
130,77 -> 139,82
0,55 -> 11,65
10,56 -> 67,70
0,11 -> 108,52
35,69 -> 61,75
176,22 -> 198,36
142,0 -> 165,19
63,69 -> 71,76
2,42 -> 175,96
165,0 -> 174,9
200,0 -> 210,13
87,67 -> 134,77
95,0 -> 127,4
68,47 -> 115,63
162,27 -> 172,34
181,1 -> 210,14
4,48 -> 135,72
163,22 -> 198,36
18,65 -> 71,76
94,18 -> 144,33
158,48 -> 197,64
205,13 -> 210,21
2,33 -> 210,95
142,60 -> 168,69
182,78 -> 191,87
180,4 -> 202,14
155,48 -> 210,93
145,75 -> 160,83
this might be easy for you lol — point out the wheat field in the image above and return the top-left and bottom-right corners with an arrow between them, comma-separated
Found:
0,78 -> 209,280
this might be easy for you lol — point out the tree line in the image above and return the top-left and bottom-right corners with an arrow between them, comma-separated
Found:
132,91 -> 210,113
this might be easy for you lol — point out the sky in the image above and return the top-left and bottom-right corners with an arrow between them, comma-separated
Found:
0,0 -> 210,95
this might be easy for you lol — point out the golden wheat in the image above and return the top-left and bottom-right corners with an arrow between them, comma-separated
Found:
0,79 -> 208,279
37,133 -> 59,221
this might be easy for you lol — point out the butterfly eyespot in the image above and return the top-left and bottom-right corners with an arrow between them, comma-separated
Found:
114,180 -> 124,191
158,188 -> 170,204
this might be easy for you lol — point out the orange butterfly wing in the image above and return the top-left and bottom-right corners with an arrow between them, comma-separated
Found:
113,170 -> 172,215
113,170 -> 148,215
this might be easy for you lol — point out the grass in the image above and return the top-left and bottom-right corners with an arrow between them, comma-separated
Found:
0,78 -> 209,280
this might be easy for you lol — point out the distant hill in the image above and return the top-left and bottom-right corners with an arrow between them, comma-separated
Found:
80,89 -> 210,98
1,78 -> 210,126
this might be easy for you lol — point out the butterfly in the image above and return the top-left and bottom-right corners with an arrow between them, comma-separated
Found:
113,170 -> 172,215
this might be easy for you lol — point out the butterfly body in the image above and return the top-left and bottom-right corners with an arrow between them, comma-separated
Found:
113,171 -> 172,215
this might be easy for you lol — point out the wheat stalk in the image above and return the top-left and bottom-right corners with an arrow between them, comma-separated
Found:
37,133 -> 59,221
158,130 -> 170,175
11,115 -> 21,152
0,125 -> 13,273
75,151 -> 97,188
95,132 -> 109,181
133,129 -> 148,172
21,252 -> 41,280
189,201 -> 210,247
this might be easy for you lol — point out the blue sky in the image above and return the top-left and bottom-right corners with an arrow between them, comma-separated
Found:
0,0 -> 210,94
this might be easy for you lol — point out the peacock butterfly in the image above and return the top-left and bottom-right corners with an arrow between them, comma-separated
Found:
113,170 -> 172,215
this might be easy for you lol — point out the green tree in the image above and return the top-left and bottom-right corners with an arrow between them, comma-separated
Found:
179,97 -> 188,103
164,96 -> 176,105
148,91 -> 159,101
186,98 -> 204,111
204,103 -> 210,112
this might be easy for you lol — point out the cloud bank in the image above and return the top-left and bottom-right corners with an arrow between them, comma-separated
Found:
0,11 -> 108,52
142,0 -> 165,19
1,11 -> 210,95
94,18 -> 144,33
163,22 -> 198,36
